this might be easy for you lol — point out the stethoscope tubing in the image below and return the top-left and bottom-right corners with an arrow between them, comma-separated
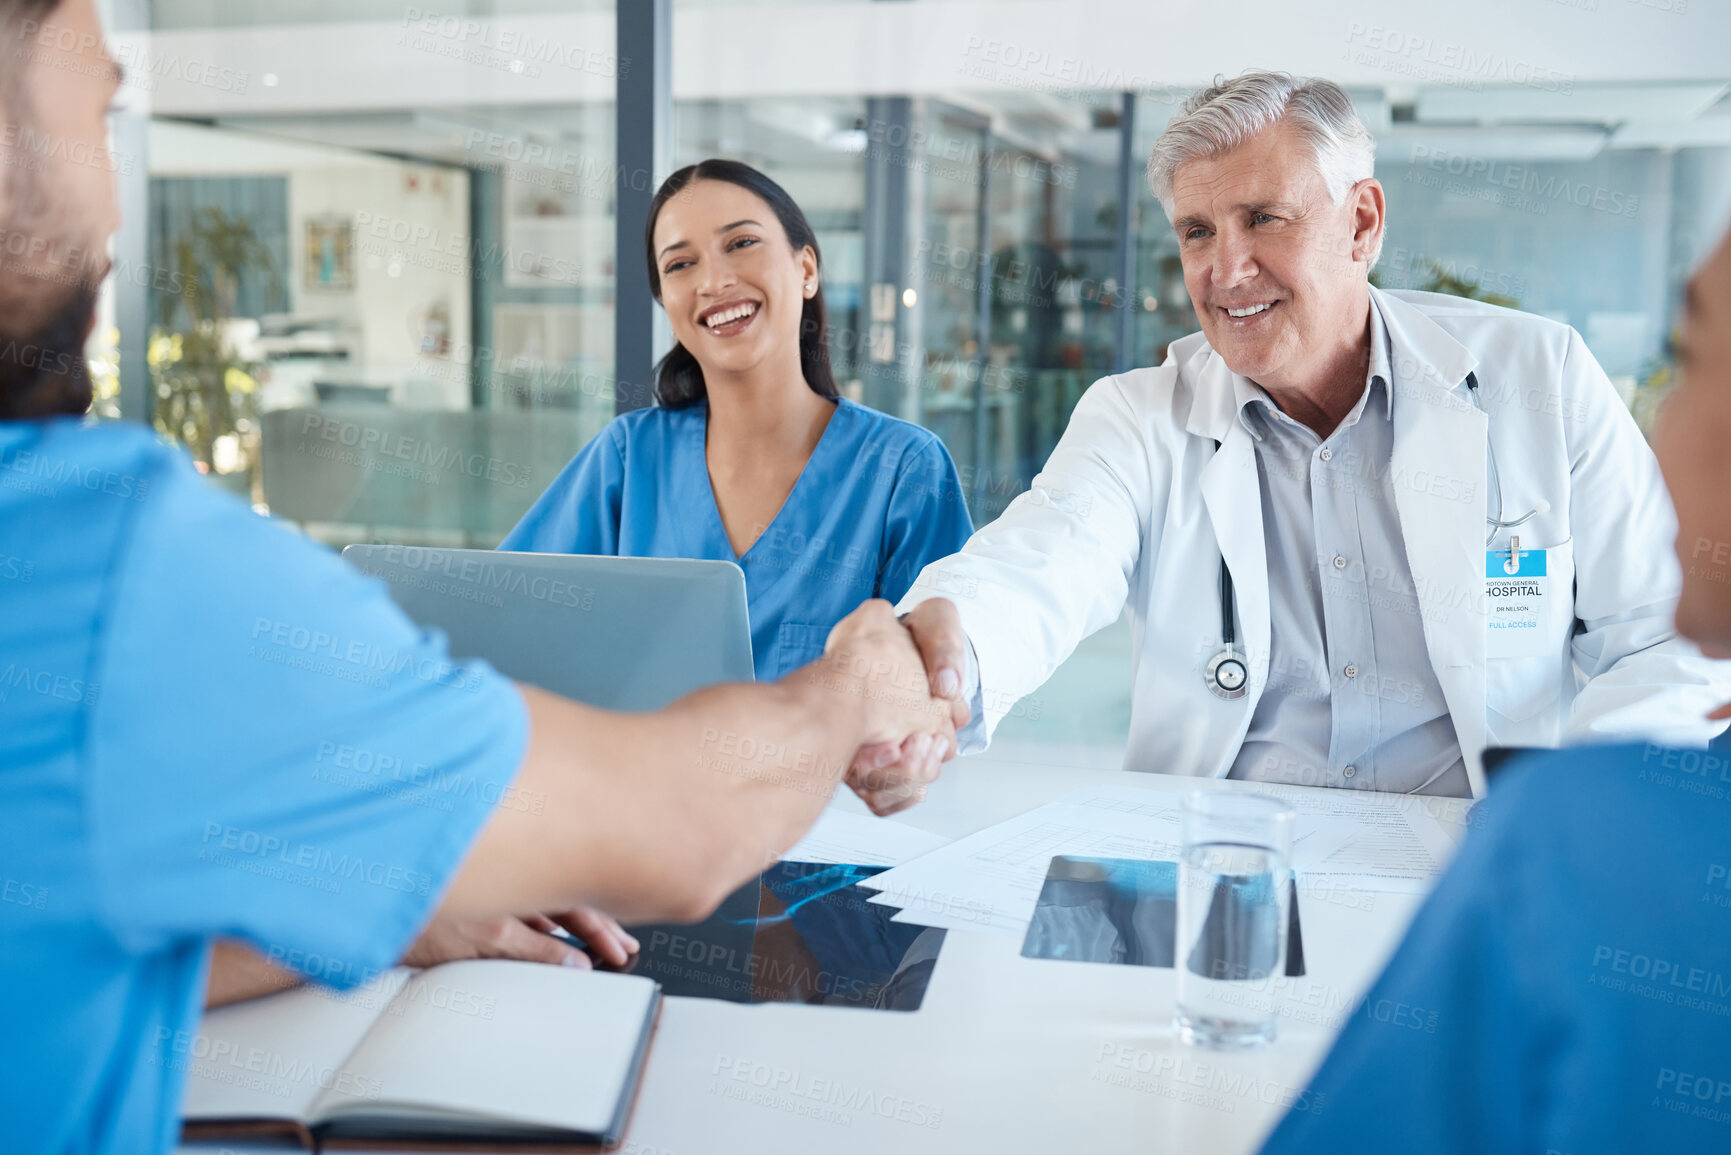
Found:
1204,371 -> 1544,798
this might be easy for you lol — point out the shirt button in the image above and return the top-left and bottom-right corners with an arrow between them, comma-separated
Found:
1343,664 -> 1358,678
1343,765 -> 1357,778
1332,555 -> 1347,570
1319,448 -> 1333,462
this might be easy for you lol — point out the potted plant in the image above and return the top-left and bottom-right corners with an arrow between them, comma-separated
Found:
150,204 -> 280,500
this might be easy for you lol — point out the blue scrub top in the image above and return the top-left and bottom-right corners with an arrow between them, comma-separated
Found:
500,397 -> 974,681
1259,742 -> 1731,1155
0,420 -> 528,1154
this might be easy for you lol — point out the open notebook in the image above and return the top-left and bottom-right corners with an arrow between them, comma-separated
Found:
179,959 -> 661,1150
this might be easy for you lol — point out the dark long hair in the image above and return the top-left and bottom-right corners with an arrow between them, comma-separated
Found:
644,159 -> 838,409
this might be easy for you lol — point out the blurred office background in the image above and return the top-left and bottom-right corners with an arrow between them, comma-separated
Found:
94,0 -> 1731,758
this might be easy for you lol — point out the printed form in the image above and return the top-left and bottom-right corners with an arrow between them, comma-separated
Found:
857,780 -> 1460,936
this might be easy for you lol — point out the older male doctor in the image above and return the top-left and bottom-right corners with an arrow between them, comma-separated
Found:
876,71 -> 1730,802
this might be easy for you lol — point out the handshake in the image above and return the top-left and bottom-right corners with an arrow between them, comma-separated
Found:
364,600 -> 967,990
814,597 -> 972,817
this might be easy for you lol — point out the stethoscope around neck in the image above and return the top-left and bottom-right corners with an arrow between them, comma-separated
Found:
1203,371 -> 1548,701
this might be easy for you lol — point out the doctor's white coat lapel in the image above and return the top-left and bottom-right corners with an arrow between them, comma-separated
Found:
1183,348 -> 1271,778
1375,288 -> 1492,795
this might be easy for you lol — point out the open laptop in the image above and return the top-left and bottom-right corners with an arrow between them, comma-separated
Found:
341,546 -> 754,710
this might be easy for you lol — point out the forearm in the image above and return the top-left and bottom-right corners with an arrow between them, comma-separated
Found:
445,664 -> 873,925
893,390 -> 1145,741
205,941 -> 301,1008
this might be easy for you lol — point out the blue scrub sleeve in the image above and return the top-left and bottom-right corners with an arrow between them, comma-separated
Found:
84,449 -> 530,986
1257,808 -> 1543,1155
498,423 -> 625,553
1261,746 -> 1731,1155
876,436 -> 973,605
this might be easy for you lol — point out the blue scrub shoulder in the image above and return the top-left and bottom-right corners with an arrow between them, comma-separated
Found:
599,399 -> 705,457
819,399 -> 970,518
831,396 -> 951,459
0,417 -> 177,486
0,418 -> 179,530
595,395 -> 960,487
1260,740 -> 1731,1155
600,395 -> 946,448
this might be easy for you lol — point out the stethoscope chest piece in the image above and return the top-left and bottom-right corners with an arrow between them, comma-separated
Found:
1205,649 -> 1249,699
1205,437 -> 1251,701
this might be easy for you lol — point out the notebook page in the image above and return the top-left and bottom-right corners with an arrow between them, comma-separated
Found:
308,959 -> 657,1135
179,969 -> 410,1123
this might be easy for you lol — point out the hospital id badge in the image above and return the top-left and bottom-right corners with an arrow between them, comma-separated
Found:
1485,546 -> 1548,659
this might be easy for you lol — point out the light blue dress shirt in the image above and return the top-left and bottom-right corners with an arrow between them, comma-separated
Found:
0,420 -> 529,1154
1228,303 -> 1469,796
500,397 -> 974,682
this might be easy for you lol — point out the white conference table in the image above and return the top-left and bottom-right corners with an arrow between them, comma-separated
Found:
184,752 -> 1455,1155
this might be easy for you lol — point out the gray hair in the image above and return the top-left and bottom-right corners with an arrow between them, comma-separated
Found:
1148,71 -> 1379,260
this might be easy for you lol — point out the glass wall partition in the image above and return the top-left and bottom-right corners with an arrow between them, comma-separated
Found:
1133,84 -> 1731,436
107,2 -> 1731,755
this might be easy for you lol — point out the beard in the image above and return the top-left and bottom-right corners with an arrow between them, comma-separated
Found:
0,276 -> 95,421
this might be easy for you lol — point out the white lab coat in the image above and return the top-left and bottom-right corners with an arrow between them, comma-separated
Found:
900,288 -> 1731,797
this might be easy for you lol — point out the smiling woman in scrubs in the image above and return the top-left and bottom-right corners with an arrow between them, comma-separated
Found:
501,160 -> 973,680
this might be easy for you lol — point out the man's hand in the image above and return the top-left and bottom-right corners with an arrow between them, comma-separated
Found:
824,598 -> 969,816
401,908 -> 640,970
450,603 -> 971,929
206,908 -> 641,1008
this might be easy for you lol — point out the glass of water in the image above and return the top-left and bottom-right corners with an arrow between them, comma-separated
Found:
1174,791 -> 1295,1049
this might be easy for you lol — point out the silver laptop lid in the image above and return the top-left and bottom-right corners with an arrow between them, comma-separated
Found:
342,546 -> 754,710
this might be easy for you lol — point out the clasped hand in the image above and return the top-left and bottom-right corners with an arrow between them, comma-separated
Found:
409,599 -> 973,966
822,598 -> 971,816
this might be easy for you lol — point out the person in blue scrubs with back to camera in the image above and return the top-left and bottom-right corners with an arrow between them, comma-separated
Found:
0,4 -> 961,1150
501,158 -> 974,681
1258,221 -> 1731,1155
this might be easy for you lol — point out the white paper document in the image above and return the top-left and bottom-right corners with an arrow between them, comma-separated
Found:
1248,782 -> 1461,894
859,780 -> 1458,936
780,807 -> 951,867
